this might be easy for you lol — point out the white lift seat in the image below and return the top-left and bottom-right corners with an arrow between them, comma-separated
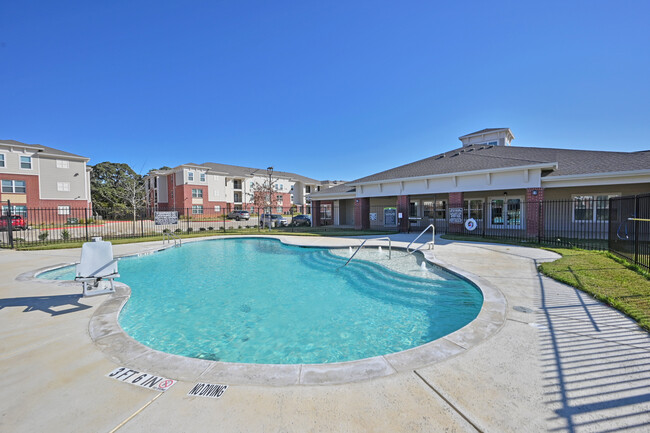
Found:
75,239 -> 120,297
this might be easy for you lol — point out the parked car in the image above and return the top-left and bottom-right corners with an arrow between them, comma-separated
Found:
0,215 -> 28,231
291,214 -> 312,227
227,210 -> 250,221
259,214 -> 288,227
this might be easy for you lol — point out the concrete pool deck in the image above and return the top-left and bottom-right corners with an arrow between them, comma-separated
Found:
1,235 -> 649,432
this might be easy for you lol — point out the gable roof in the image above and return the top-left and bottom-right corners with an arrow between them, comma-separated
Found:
0,139 -> 89,160
458,128 -> 510,138
349,144 -> 650,185
200,162 -> 321,184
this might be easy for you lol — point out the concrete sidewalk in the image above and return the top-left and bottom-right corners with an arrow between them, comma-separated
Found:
0,235 -> 649,432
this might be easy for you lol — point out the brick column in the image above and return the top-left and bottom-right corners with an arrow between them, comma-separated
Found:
448,192 -> 464,233
354,198 -> 370,230
312,200 -> 322,227
526,188 -> 544,239
397,195 -> 410,232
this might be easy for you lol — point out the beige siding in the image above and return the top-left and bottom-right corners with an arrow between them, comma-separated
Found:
38,157 -> 88,200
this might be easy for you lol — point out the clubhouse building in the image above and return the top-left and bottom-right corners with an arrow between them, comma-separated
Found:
308,128 -> 650,234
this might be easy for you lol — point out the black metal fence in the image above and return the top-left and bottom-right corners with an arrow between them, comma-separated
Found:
0,204 -> 314,248
365,198 -> 612,250
609,194 -> 650,271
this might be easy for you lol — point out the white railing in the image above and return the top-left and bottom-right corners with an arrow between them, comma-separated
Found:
406,224 -> 435,254
162,231 -> 182,247
343,237 -> 392,267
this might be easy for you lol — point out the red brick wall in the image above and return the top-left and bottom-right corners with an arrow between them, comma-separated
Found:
526,188 -> 544,238
397,195 -> 409,232
354,198 -> 370,230
448,192 -> 464,233
0,173 -> 90,210
312,200 -> 322,227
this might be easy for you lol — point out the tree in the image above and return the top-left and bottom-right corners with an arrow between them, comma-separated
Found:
249,180 -> 278,213
90,162 -> 146,222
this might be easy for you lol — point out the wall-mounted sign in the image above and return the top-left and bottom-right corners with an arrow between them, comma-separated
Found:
449,207 -> 463,224
384,207 -> 397,226
155,211 -> 179,225
370,213 -> 377,221
465,218 -> 477,231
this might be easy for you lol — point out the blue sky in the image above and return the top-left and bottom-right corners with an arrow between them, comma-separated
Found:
1,1 -> 649,181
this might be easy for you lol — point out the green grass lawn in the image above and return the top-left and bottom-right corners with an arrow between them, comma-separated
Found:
442,234 -> 650,332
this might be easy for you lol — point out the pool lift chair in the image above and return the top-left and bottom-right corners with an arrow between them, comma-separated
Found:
75,237 -> 120,297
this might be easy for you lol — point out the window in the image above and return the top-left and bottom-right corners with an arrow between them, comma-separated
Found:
290,194 -> 294,203
187,171 -> 194,181
490,198 -> 521,226
192,188 -> 203,198
305,186 -> 311,193
276,194 -> 283,203
488,141 -> 498,146
463,199 -> 484,220
214,205 -> 221,212
2,180 -> 26,193
57,182 -> 70,192
56,159 -> 69,169
321,204 -> 332,219
58,205 -> 71,215
435,200 -> 447,219
2,205 -> 27,217
234,192 -> 241,202
233,180 -> 241,189
572,194 -> 618,222
279,184 -> 283,191
200,173 -> 206,182
409,202 -> 419,218
192,205 -> 203,214
250,182 -> 254,188
20,156 -> 32,169
0,154 -> 5,167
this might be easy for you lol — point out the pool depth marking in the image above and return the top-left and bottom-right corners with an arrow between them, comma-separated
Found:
107,367 -> 176,391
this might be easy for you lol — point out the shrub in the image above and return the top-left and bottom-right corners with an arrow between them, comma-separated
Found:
163,228 -> 170,233
174,228 -> 182,233
38,231 -> 49,241
199,227 -> 206,232
61,230 -> 70,241
187,227 -> 194,232
207,226 -> 214,230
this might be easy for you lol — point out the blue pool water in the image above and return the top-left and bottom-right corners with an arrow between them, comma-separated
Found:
41,238 -> 483,364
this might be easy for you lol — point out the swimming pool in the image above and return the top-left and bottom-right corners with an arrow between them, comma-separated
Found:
41,238 -> 483,364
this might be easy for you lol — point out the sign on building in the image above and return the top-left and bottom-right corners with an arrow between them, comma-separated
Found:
449,207 -> 463,224
154,211 -> 179,225
384,207 -> 397,226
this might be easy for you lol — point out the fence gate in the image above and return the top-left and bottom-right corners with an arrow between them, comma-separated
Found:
609,194 -> 650,271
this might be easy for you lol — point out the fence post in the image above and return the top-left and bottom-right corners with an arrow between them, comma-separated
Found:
634,195 -> 640,265
85,208 -> 89,241
186,208 -> 190,234
538,200 -> 542,244
6,200 -> 14,249
141,211 -> 144,237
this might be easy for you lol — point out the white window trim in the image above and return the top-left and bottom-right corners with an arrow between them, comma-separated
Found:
464,198 -> 485,220
214,205 -> 221,212
58,205 -> 71,215
200,173 -> 206,182
187,171 -> 194,182
57,181 -> 71,192
2,179 -> 27,193
571,193 -> 620,223
488,196 -> 524,228
192,205 -> 204,214
0,153 -> 5,168
20,156 -> 33,170
56,159 -> 70,169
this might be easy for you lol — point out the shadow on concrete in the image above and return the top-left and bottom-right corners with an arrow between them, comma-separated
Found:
535,259 -> 650,432
0,294 -> 91,316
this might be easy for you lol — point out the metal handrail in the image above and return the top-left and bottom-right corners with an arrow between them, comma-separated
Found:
162,231 -> 182,247
343,236 -> 392,267
406,224 -> 435,254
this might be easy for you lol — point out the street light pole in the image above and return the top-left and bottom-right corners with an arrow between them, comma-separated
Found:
267,166 -> 273,231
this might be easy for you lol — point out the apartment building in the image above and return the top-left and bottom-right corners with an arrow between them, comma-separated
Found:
145,162 -> 330,215
0,140 -> 92,216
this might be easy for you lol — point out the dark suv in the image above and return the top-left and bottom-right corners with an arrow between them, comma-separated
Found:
291,214 -> 311,227
227,210 -> 250,221
0,215 -> 28,231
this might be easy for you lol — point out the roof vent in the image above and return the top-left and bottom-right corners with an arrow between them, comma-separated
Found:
451,152 -> 460,157
434,154 -> 445,160
466,148 -> 474,152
